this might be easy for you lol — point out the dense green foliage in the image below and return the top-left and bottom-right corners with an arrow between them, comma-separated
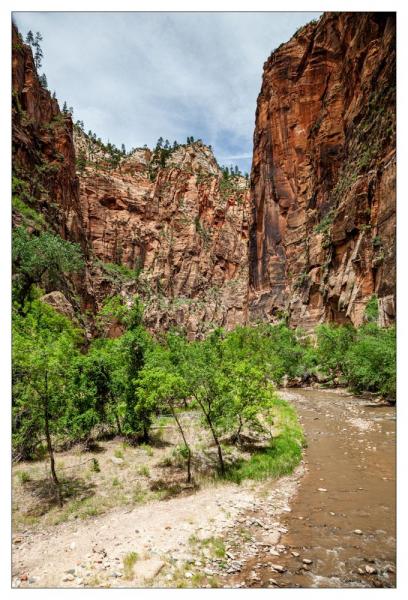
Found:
315,321 -> 396,397
12,227 -> 84,305
12,276 -> 396,505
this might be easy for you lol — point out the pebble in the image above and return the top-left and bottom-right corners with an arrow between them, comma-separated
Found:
269,578 -> 278,586
291,551 -> 300,557
353,529 -> 363,535
62,574 -> 75,582
271,564 -> 286,573
302,559 -> 313,565
185,572 -> 193,578
365,565 -> 377,575
317,488 -> 327,492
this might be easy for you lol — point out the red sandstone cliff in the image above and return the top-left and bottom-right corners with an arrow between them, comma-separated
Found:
249,12 -> 396,329
12,25 -> 86,247
74,130 -> 250,337
12,13 -> 396,335
12,25 -> 249,335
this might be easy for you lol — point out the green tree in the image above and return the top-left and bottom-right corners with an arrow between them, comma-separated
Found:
76,149 -> 87,175
32,32 -> 43,70
222,360 -> 278,445
137,366 -> 192,481
344,324 -> 396,397
316,323 -> 355,377
12,299 -> 82,505
98,296 -> 152,440
39,73 -> 48,88
25,30 -> 34,45
184,334 -> 228,475
12,228 -> 84,306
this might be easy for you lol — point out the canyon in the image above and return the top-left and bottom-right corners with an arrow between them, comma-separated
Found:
12,11 -> 396,335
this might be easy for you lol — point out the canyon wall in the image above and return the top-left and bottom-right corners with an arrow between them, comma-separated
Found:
12,26 -> 86,247
12,24 -> 249,336
12,12 -> 396,335
249,12 -> 396,330
75,131 -> 250,337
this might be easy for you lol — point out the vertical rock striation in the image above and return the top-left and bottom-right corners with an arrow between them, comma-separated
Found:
12,13 -> 396,335
74,130 -> 250,337
249,12 -> 396,329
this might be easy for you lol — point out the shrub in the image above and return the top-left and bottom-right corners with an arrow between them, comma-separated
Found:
315,323 -> 356,377
344,324 -> 396,398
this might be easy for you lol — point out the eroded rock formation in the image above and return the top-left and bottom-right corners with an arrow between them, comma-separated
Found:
249,12 -> 396,329
12,12 -> 396,336
75,130 -> 250,336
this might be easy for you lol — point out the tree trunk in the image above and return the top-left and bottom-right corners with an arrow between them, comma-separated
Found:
235,416 -> 243,446
43,373 -> 63,507
110,394 -> 122,436
114,411 -> 122,436
170,402 -> 192,483
142,422 -> 149,443
204,410 -> 225,476
194,394 -> 225,476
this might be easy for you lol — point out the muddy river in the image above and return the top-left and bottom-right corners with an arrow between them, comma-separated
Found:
238,388 -> 396,588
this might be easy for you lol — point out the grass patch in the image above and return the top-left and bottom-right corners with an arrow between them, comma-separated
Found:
123,551 -> 139,580
190,535 -> 226,559
225,396 -> 304,484
141,443 -> 153,457
16,470 -> 31,484
137,465 -> 150,477
12,196 -> 46,228
90,458 -> 100,473
132,482 -> 148,504
114,449 -> 124,459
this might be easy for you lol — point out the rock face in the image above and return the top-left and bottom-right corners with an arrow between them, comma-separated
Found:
12,13 -> 396,336
12,25 -> 86,248
249,12 -> 396,329
75,129 -> 250,336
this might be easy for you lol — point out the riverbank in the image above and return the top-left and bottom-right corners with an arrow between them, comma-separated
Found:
12,388 -> 395,588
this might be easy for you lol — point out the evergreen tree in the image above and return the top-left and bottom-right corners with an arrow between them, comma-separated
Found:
121,143 -> 126,155
34,45 -> 43,70
32,32 -> 43,70
39,73 -> 48,89
25,30 -> 34,45
62,101 -> 68,114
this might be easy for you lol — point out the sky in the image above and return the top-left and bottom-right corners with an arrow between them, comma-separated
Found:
13,11 -> 321,174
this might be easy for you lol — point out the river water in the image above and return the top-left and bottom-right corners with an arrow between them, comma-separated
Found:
241,388 -> 396,588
